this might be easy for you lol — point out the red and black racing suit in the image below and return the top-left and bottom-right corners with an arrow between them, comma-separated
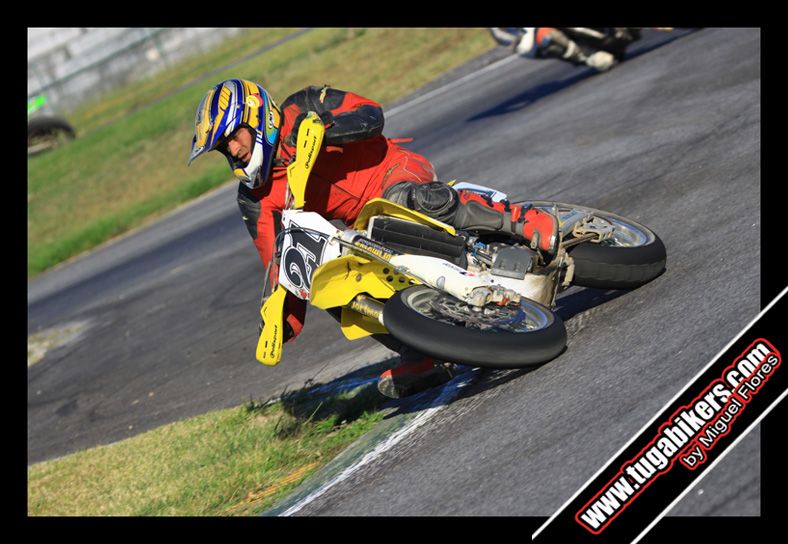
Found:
237,85 -> 437,342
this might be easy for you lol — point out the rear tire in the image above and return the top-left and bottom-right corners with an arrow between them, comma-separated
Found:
569,233 -> 666,289
383,285 -> 567,368
524,201 -> 667,289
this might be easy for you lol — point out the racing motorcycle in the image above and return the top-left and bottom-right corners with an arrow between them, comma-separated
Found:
553,27 -> 643,63
256,113 -> 666,368
490,27 -> 654,71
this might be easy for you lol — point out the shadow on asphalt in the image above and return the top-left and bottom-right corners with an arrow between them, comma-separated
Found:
382,286 -> 635,415
468,69 -> 594,122
554,286 -> 629,321
271,287 -> 637,420
248,358 -> 397,428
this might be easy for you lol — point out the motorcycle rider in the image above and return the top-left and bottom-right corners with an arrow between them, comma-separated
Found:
187,79 -> 559,398
490,27 -> 641,72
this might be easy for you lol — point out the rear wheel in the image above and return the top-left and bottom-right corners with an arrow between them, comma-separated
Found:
524,201 -> 667,289
382,285 -> 567,368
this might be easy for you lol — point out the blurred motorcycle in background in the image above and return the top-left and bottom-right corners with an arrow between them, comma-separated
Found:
490,27 -> 649,72
28,95 -> 76,155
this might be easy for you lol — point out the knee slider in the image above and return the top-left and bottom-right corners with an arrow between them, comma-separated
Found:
412,182 -> 458,219
382,181 -> 415,207
383,181 -> 459,222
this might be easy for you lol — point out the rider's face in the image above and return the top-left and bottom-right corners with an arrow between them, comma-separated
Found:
224,127 -> 254,166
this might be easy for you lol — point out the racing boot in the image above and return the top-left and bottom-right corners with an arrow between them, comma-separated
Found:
452,190 -> 560,256
382,181 -> 560,257
377,349 -> 456,399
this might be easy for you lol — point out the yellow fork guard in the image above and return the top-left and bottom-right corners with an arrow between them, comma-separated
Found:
255,285 -> 288,366
287,112 -> 325,209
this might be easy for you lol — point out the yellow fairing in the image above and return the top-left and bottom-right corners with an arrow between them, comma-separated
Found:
310,255 -> 415,340
354,198 -> 456,234
310,255 -> 403,308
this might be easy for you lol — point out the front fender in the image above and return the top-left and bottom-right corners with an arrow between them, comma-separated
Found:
310,255 -> 416,340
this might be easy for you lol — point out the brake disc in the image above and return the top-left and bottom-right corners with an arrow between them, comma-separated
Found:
428,297 -> 531,332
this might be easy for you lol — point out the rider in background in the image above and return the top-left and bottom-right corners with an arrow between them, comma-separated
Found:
187,79 -> 559,398
490,27 -> 641,72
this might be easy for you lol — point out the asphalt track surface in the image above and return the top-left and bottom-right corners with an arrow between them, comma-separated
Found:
28,29 -> 763,518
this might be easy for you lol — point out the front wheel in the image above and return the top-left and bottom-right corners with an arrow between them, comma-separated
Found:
382,285 -> 567,368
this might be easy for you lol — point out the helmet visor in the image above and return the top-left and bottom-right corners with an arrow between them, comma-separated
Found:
187,90 -> 216,165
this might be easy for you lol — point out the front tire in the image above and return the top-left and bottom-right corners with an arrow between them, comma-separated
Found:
382,285 -> 567,368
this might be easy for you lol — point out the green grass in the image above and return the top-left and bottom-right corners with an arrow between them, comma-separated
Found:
28,381 -> 389,516
27,28 -> 495,277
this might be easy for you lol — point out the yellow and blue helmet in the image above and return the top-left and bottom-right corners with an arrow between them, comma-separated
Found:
187,79 -> 281,189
